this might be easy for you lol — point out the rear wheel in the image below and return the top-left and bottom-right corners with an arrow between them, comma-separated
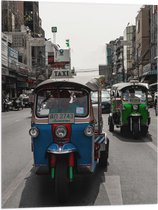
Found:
99,140 -> 109,167
55,157 -> 69,203
142,126 -> 148,137
109,117 -> 114,132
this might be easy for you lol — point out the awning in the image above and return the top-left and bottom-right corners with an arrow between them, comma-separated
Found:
17,81 -> 28,88
141,69 -> 157,77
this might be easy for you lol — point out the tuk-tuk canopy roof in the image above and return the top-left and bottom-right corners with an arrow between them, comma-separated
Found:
149,82 -> 158,89
34,76 -> 101,93
111,82 -> 149,91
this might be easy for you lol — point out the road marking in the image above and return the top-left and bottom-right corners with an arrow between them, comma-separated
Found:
146,142 -> 157,153
103,175 -> 123,205
2,160 -> 33,207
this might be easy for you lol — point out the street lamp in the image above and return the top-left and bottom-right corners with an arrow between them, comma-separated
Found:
112,72 -> 117,84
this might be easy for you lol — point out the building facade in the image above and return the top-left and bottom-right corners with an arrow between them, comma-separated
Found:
1,1 -> 45,98
2,0 -> 24,32
135,5 -> 150,80
123,25 -> 136,81
106,37 -> 124,84
106,4 -> 157,85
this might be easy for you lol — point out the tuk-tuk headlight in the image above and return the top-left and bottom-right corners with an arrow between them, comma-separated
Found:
55,125 -> 67,138
133,104 -> 139,111
84,126 -> 94,136
29,127 -> 39,138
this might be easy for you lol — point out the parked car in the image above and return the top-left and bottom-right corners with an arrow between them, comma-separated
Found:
91,90 -> 111,113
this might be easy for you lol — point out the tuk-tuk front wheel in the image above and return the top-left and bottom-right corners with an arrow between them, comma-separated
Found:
55,157 -> 69,203
120,126 -> 128,137
132,123 -> 140,139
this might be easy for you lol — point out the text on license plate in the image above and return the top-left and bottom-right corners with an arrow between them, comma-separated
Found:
48,113 -> 75,123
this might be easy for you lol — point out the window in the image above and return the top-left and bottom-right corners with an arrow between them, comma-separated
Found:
136,19 -> 140,33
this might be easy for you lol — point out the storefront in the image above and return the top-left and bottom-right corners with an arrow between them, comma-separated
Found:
140,69 -> 157,84
140,63 -> 157,84
5,74 -> 17,98
16,62 -> 32,94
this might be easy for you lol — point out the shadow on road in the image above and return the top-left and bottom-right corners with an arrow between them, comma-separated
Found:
19,165 -> 109,207
109,129 -> 153,143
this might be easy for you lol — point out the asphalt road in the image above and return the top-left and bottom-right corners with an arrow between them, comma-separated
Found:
1,108 -> 157,208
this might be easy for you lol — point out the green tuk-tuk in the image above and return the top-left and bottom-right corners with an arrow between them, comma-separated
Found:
108,81 -> 151,138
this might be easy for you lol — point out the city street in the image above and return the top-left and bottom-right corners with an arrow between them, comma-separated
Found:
1,2 -> 157,208
1,107 -> 157,208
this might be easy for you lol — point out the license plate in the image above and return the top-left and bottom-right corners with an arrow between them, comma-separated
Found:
48,113 -> 75,123
130,98 -> 140,104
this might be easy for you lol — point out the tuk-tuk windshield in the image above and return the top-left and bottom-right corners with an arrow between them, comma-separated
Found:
122,88 -> 147,102
36,89 -> 88,117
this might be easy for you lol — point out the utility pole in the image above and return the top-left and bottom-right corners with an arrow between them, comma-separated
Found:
136,48 -> 140,81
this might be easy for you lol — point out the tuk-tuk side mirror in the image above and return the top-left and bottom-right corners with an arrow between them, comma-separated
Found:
90,119 -> 97,125
110,92 -> 114,97
94,118 -> 97,124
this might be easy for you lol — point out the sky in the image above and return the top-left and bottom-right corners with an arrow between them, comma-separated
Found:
39,0 -> 155,73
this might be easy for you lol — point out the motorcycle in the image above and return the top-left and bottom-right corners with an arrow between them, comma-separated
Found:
12,98 -> 23,110
2,98 -> 13,111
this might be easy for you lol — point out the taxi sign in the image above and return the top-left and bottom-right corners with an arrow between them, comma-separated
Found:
51,69 -> 73,79
48,113 -> 75,124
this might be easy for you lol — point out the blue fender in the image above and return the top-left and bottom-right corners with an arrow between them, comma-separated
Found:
47,143 -> 77,154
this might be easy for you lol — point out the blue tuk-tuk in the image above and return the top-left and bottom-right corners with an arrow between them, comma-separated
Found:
29,76 -> 109,202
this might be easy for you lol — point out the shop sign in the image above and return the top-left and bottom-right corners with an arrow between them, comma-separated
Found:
8,47 -> 18,70
48,55 -> 54,64
54,49 -> 70,62
8,47 -> 18,60
9,60 -> 18,70
29,38 -> 45,46
17,81 -> 28,88
17,62 -> 31,75
51,61 -> 70,69
1,41 -> 8,67
18,67 -> 28,76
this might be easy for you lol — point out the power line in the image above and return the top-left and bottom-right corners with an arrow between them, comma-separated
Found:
76,68 -> 98,72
